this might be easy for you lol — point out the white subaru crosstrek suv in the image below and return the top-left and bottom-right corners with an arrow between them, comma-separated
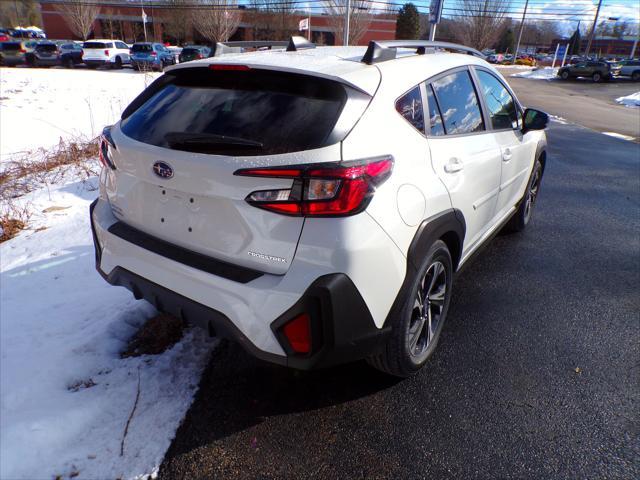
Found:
91,39 -> 548,377
82,39 -> 131,68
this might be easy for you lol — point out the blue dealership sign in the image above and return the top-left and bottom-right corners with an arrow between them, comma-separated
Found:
430,0 -> 444,24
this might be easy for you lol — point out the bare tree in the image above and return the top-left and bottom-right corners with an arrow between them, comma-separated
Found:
324,0 -> 372,45
159,0 -> 193,44
190,0 -> 241,43
55,0 -> 100,40
244,0 -> 299,41
453,0 -> 511,51
0,0 -> 42,28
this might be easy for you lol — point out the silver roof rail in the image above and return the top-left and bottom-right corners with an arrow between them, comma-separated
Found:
361,40 -> 486,65
215,36 -> 315,54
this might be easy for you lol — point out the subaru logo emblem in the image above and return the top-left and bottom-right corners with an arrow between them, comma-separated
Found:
152,161 -> 174,179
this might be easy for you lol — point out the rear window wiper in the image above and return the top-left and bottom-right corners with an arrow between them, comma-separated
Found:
164,132 -> 263,152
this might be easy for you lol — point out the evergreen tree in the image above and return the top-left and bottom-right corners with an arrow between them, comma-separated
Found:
396,3 -> 420,40
497,28 -> 515,53
568,24 -> 582,55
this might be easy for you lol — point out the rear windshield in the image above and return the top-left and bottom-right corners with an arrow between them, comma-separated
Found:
1,42 -> 21,51
132,44 -> 152,53
83,42 -> 109,49
181,47 -> 201,55
36,44 -> 57,52
120,69 -> 348,156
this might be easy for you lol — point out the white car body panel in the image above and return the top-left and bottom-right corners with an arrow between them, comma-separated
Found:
82,39 -> 130,64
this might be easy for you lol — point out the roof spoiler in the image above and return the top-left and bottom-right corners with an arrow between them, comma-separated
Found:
211,36 -> 315,55
361,40 -> 486,65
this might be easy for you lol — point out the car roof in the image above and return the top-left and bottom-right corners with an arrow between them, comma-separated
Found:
167,45 -> 493,97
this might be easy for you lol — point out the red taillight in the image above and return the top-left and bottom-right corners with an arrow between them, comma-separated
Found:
20,48 -> 26,53
99,135 -> 116,170
282,313 -> 312,354
209,64 -> 251,71
151,51 -> 157,57
104,49 -> 109,56
235,156 -> 394,217
195,53 -> 203,59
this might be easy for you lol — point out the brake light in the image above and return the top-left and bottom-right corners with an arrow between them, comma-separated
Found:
104,49 -> 109,56
20,48 -> 26,53
151,51 -> 157,57
282,313 -> 312,354
209,64 -> 251,71
196,53 -> 203,59
234,156 -> 393,217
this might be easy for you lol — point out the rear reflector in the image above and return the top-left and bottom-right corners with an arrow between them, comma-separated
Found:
208,64 -> 251,71
282,313 -> 312,354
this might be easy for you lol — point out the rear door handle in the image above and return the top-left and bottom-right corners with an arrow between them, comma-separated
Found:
444,158 -> 464,173
502,148 -> 513,162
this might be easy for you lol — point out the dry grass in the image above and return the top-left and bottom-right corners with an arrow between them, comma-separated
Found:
0,136 -> 100,243
121,314 -> 186,358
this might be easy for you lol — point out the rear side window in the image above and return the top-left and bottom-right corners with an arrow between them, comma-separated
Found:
37,44 -> 57,52
476,70 -> 519,130
83,42 -> 106,49
431,70 -> 484,135
1,42 -> 21,51
395,86 -> 424,134
120,69 -> 348,156
425,85 -> 445,136
116,42 -> 128,49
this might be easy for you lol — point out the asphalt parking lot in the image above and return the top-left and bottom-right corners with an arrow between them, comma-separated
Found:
159,119 -> 639,478
500,70 -> 640,141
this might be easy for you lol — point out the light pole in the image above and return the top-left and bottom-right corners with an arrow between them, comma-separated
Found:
344,0 -> 351,46
585,0 -> 603,57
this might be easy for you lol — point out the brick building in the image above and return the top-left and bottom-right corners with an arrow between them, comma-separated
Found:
39,1 -> 396,45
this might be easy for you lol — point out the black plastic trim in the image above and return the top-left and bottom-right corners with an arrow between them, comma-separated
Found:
107,221 -> 264,284
271,273 -> 390,369
101,266 -> 286,366
362,40 -> 485,65
89,199 -> 102,267
383,209 -> 466,328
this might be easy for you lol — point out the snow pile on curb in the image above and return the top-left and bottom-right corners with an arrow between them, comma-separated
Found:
0,179 -> 215,480
615,92 -> 640,107
511,67 -> 558,80
0,68 -> 160,163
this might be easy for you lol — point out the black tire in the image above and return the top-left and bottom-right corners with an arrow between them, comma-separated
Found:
367,240 -> 453,377
113,56 -> 123,69
592,72 -> 602,83
560,70 -> 570,80
64,57 -> 74,69
503,159 -> 543,233
631,71 -> 640,82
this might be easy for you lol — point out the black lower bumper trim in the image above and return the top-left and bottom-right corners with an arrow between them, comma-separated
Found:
102,266 -> 287,366
107,221 -> 263,284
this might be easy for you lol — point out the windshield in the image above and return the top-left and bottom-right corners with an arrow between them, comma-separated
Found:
120,69 -> 348,156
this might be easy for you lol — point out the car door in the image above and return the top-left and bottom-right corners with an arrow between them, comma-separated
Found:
473,68 -> 537,219
425,68 -> 503,256
115,41 -> 130,62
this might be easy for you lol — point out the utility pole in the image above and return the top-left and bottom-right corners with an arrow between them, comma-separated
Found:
631,30 -> 639,59
512,0 -> 529,64
343,0 -> 351,46
585,0 -> 603,57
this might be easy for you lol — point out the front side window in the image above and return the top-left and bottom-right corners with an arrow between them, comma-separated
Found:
395,86 -> 424,134
431,70 -> 484,135
476,70 -> 519,130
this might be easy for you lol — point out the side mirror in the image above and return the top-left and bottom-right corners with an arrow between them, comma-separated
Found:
522,108 -> 549,133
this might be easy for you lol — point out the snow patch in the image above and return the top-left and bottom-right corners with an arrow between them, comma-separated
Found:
0,179 -> 216,479
511,67 -> 558,80
0,68 -> 160,163
603,131 -> 636,141
615,92 -> 640,108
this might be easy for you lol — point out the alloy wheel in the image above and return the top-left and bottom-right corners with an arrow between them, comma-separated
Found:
408,261 -> 447,358
524,165 -> 541,223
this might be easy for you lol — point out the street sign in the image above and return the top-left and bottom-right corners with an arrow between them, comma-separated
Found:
557,44 -> 567,57
299,18 -> 309,31
429,0 -> 444,25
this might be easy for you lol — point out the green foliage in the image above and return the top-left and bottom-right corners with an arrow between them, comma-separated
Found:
497,28 -> 515,54
396,3 -> 420,40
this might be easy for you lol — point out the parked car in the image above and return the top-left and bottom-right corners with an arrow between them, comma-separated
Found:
91,39 -> 549,377
612,59 -> 640,81
0,28 -> 10,42
130,42 -> 176,71
25,42 -> 60,67
82,39 -> 130,68
58,41 -> 83,67
178,45 -> 212,63
558,61 -> 612,82
166,45 -> 182,63
0,41 -> 26,66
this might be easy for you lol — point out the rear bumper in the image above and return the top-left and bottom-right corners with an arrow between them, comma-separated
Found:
1,57 -> 24,65
131,59 -> 160,68
34,57 -> 60,66
84,59 -> 109,67
90,198 -> 395,369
